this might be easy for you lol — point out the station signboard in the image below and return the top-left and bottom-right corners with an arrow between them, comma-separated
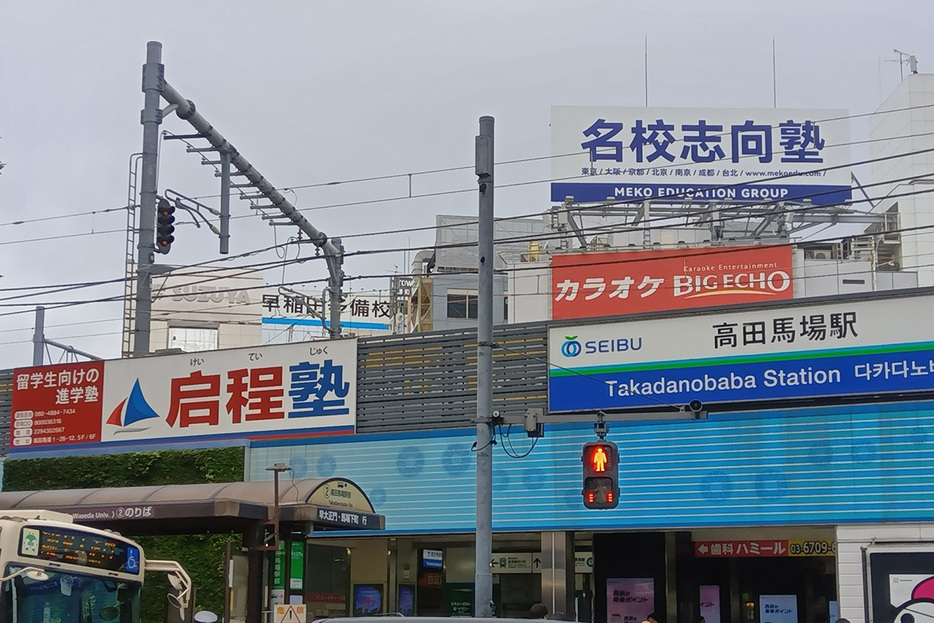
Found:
551,106 -> 851,206
549,293 -> 934,412
10,338 -> 357,452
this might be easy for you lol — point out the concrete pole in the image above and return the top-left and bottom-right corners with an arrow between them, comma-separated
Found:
474,115 -> 494,617
134,41 -> 163,357
32,306 -> 45,366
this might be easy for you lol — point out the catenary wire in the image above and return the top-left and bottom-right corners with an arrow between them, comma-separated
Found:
3,178 -> 934,311
3,121 -> 934,241
181,102 -> 934,202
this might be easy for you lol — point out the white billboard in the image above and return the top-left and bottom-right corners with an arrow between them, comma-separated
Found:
551,106 -> 851,206
11,338 -> 357,452
262,289 -> 396,336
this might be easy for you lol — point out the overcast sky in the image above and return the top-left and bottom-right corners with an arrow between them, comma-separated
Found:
1,1 -> 932,369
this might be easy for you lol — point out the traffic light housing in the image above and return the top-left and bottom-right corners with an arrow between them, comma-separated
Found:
155,198 -> 176,254
582,440 -> 619,509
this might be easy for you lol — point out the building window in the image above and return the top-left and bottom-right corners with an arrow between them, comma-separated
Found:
167,326 -> 218,352
447,290 -> 478,319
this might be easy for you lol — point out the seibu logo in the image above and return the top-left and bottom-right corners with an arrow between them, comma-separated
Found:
673,271 -> 791,298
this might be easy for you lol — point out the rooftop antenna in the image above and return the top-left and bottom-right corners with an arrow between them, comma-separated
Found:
893,49 -> 919,80
772,38 -> 778,108
644,37 -> 649,106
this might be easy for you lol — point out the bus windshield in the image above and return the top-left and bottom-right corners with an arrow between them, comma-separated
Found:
0,564 -> 142,623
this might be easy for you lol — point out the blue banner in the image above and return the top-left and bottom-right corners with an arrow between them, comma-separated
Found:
551,182 -> 852,206
549,343 -> 934,412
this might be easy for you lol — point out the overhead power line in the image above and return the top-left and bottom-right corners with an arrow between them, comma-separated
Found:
3,130 -> 934,252
3,172 -> 934,312
4,208 -> 934,324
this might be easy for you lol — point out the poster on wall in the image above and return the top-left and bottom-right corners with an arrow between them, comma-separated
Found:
290,541 -> 304,591
398,585 -> 416,616
699,585 -> 720,623
447,587 -> 474,616
866,546 -> 934,623
607,578 -> 654,623
759,595 -> 797,623
353,585 -> 383,616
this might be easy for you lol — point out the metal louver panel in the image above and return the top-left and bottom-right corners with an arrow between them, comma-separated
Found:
356,324 -> 547,433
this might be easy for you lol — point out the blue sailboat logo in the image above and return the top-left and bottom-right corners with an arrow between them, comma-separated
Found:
106,380 -> 160,433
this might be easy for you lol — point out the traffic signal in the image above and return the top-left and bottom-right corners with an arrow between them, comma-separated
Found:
582,440 -> 619,509
155,198 -> 176,254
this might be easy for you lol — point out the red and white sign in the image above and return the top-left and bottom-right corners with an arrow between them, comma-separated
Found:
10,339 -> 357,452
274,604 -> 306,623
10,361 -> 105,449
695,540 -> 789,558
552,245 -> 793,319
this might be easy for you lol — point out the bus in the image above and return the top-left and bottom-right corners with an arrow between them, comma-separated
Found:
0,510 -> 190,623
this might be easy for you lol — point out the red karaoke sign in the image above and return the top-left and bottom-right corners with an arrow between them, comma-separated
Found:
552,245 -> 794,320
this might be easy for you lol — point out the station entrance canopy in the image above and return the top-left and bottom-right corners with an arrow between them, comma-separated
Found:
0,477 -> 383,535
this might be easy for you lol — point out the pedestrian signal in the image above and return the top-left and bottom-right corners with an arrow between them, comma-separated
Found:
155,198 -> 176,254
582,440 -> 619,509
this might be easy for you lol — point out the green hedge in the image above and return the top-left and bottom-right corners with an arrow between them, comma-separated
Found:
3,447 -> 244,490
3,447 -> 245,619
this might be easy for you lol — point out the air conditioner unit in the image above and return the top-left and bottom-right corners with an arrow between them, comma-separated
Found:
805,250 -> 831,260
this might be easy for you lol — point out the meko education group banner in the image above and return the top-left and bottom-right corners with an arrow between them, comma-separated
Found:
10,338 -> 357,453
548,293 -> 934,412
551,106 -> 851,206
552,245 -> 794,319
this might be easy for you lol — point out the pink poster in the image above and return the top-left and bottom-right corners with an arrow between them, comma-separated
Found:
700,585 -> 721,623
607,578 -> 655,623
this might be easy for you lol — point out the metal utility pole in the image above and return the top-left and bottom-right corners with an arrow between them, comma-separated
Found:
133,41 -> 345,356
32,306 -> 45,366
32,306 -> 102,365
134,41 -> 163,357
474,116 -> 494,618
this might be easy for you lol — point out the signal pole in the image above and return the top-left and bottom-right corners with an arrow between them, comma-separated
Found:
474,116 -> 494,618
134,41 -> 163,357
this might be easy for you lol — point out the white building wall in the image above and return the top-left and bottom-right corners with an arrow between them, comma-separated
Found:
508,261 -> 551,324
149,266 -> 264,353
836,523 -> 934,623
870,73 -> 934,286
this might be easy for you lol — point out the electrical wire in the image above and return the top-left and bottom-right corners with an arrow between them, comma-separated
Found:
5,142 -> 927,344
7,246 -> 934,349
4,121 -> 934,248
3,180 -> 934,314
2,141 -> 931,295
181,101 -> 934,203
